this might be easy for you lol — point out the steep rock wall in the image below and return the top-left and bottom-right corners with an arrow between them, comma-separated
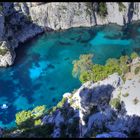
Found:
1,2 -> 140,67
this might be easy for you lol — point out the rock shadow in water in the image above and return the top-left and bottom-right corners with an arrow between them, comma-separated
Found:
48,64 -> 55,69
58,41 -> 72,46
49,87 -> 56,91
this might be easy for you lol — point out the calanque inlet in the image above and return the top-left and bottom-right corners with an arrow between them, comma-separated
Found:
0,2 -> 140,138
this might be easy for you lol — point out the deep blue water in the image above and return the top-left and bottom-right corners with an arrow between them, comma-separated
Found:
1,22 -> 140,128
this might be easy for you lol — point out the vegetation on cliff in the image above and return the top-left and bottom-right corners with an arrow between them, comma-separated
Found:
15,105 -> 46,129
0,48 -> 8,56
72,52 -> 139,83
97,2 -> 108,18
118,2 -> 126,12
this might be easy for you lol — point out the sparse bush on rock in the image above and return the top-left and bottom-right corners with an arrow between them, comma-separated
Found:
109,98 -> 121,109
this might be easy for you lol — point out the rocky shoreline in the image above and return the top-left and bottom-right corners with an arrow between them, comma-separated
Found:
1,2 -> 140,67
4,56 -> 140,138
1,2 -> 140,138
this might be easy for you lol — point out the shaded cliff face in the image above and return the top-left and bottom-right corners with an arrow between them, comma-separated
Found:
0,2 -> 140,67
4,71 -> 140,138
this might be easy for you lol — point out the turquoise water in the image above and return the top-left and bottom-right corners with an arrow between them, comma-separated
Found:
0,22 -> 140,128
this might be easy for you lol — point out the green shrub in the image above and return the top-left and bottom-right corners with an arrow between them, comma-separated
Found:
109,98 -> 121,109
32,105 -> 46,119
97,2 -> 108,18
118,92 -> 121,99
34,119 -> 42,126
15,105 -> 47,129
121,64 -> 129,74
47,106 -> 57,115
79,71 -> 91,83
15,110 -> 34,128
0,5 -> 3,12
119,55 -> 129,65
122,76 -> 126,82
56,97 -> 67,108
106,58 -> 119,66
0,48 -> 8,56
72,54 -> 93,78
130,52 -> 139,60
79,59 -> 122,83
118,2 -> 126,12
122,92 -> 129,97
133,97 -> 139,105
72,53 -> 138,84
134,66 -> 140,75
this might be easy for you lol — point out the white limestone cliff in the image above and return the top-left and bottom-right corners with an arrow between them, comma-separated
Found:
1,2 -> 140,67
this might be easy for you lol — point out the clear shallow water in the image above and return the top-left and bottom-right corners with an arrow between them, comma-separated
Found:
1,22 -> 140,128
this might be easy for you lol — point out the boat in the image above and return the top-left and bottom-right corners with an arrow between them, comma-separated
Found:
1,104 -> 8,109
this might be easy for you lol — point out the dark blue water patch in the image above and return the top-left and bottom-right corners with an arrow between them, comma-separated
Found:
33,83 -> 42,91
0,104 -> 17,125
76,35 -> 92,43
58,41 -> 72,46
48,64 -> 55,69
0,80 -> 17,98
52,98 -> 57,102
49,87 -> 56,91
1,22 -> 140,128
64,57 -> 70,61
21,90 -> 34,104
34,62 -> 40,67
134,47 -> 140,53
31,53 -> 41,62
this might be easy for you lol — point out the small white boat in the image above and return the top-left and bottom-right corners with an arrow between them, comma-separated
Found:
1,104 -> 8,109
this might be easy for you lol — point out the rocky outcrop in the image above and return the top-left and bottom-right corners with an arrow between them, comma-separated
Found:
42,56 -> 140,138
0,41 -> 15,67
24,63 -> 140,138
48,71 -> 140,138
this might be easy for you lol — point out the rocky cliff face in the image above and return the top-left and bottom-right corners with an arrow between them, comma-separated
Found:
0,2 -> 140,67
5,72 -> 140,138
28,2 -> 140,29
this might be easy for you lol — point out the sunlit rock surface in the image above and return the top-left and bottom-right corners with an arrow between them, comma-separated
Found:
1,2 -> 140,66
0,41 -> 15,67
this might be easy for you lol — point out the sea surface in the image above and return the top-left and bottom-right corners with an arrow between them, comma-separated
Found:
0,22 -> 140,128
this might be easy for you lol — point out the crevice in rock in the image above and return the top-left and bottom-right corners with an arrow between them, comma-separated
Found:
127,2 -> 134,24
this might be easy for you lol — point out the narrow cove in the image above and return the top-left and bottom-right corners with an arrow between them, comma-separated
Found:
0,22 -> 140,128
